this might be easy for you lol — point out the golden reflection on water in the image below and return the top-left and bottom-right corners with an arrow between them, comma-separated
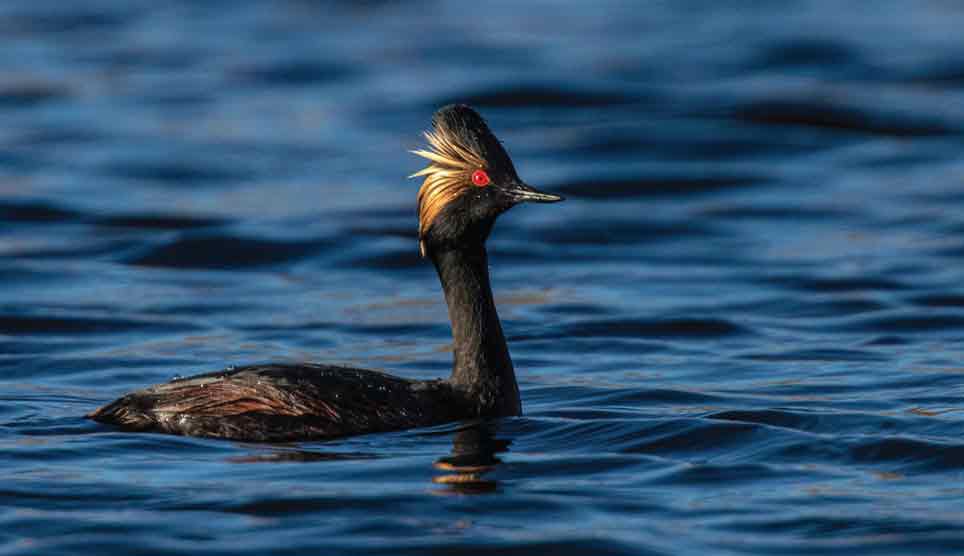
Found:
432,424 -> 510,495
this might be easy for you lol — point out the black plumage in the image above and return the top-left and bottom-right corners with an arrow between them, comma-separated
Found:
88,105 -> 563,442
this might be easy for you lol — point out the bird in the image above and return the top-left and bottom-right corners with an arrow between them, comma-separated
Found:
87,104 -> 563,442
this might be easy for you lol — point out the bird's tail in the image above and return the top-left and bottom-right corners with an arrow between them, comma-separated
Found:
86,395 -> 157,430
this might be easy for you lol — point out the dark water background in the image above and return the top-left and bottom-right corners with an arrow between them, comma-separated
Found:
3,1 -> 964,554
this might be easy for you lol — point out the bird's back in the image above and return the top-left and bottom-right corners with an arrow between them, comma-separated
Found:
88,364 -> 460,442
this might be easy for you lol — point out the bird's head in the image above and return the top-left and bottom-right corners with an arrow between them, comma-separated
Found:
410,104 -> 563,257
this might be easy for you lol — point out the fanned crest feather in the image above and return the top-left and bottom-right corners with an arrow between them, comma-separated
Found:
410,126 -> 486,256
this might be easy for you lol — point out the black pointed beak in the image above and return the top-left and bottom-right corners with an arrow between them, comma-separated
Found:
504,181 -> 565,204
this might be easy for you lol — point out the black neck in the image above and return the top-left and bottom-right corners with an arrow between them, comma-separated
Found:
431,242 -> 520,416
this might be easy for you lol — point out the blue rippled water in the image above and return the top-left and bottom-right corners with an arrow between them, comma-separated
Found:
3,1 -> 964,554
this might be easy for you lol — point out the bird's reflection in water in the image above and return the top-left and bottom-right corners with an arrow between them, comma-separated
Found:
227,450 -> 378,463
432,423 -> 510,495
225,423 -> 509,496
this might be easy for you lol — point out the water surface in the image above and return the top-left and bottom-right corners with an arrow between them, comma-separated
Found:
3,1 -> 964,554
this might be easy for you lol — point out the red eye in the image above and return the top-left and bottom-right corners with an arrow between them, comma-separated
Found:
471,169 -> 490,187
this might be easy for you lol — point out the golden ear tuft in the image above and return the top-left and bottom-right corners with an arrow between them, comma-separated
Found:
409,129 -> 486,256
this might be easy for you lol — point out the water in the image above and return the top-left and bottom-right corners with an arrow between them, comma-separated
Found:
2,1 -> 964,554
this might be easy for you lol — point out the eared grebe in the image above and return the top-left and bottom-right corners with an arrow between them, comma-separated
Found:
88,104 -> 563,442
